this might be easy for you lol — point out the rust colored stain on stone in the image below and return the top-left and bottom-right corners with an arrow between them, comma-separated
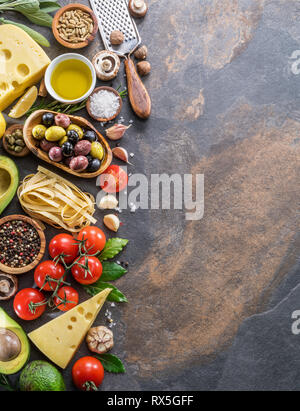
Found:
123,112 -> 300,376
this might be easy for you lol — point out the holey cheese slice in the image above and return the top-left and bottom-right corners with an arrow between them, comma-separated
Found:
0,25 -> 50,111
28,289 -> 111,369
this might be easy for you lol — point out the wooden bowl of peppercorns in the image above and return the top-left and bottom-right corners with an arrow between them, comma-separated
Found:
0,215 -> 46,275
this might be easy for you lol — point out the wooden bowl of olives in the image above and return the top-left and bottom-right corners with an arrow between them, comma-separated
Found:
2,125 -> 30,157
23,110 -> 112,178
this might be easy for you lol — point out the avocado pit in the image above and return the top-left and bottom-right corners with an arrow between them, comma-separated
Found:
0,328 -> 21,362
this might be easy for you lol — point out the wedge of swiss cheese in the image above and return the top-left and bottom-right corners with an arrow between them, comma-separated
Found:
0,25 -> 50,111
28,288 -> 111,369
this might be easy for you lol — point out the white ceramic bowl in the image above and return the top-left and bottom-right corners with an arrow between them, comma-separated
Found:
44,53 -> 96,104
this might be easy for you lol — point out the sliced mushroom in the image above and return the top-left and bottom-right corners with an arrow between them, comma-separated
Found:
86,326 -> 114,354
0,273 -> 18,301
0,328 -> 21,362
92,51 -> 121,81
129,0 -> 148,18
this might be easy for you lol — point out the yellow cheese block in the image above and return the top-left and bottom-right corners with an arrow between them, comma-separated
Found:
0,25 -> 50,111
28,289 -> 111,369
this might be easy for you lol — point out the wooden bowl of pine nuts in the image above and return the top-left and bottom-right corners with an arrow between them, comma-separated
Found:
52,3 -> 98,49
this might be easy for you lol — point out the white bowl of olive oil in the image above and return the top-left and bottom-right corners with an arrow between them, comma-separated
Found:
45,53 -> 96,104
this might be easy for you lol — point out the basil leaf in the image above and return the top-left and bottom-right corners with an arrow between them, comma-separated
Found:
84,281 -> 128,303
96,354 -> 126,374
101,262 -> 127,282
20,9 -> 53,27
98,238 -> 129,261
0,18 -> 50,46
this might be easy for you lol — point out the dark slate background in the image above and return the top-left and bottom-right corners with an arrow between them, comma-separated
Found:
0,0 -> 300,391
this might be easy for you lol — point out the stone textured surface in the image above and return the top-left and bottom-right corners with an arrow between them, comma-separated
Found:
0,0 -> 300,391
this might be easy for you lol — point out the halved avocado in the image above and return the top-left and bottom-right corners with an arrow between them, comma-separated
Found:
0,155 -> 19,215
0,307 -> 30,375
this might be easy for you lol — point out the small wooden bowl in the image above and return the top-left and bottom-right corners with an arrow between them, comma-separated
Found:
86,87 -> 123,123
0,215 -> 46,275
2,125 -> 30,157
23,110 -> 112,179
52,3 -> 98,49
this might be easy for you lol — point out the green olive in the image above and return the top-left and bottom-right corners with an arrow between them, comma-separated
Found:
45,126 -> 66,142
32,124 -> 47,140
90,142 -> 104,160
67,124 -> 83,139
59,135 -> 68,147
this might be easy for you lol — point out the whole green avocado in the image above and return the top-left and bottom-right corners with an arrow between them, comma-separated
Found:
19,361 -> 66,391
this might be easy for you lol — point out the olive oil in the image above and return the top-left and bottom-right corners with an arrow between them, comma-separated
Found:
51,59 -> 92,100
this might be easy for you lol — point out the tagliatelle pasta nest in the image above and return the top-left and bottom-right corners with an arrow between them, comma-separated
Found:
18,166 -> 96,232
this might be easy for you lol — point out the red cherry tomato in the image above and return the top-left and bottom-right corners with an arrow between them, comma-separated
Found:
77,226 -> 106,255
72,357 -> 104,391
53,286 -> 79,312
71,256 -> 102,285
34,260 -> 65,291
49,233 -> 79,264
100,165 -> 128,193
14,288 -> 46,321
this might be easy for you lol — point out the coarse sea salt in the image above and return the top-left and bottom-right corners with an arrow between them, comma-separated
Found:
89,90 -> 120,119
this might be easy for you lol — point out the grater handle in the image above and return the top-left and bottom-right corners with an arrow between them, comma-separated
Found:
125,57 -> 151,119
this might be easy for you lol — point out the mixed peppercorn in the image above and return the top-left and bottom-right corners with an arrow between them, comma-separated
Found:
0,220 -> 41,268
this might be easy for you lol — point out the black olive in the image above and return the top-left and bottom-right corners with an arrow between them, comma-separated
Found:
67,130 -> 79,145
42,112 -> 55,127
87,158 -> 101,173
83,130 -> 98,143
86,154 -> 93,166
61,142 -> 74,157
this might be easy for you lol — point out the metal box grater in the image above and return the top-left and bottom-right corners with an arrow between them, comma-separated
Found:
89,0 -> 141,57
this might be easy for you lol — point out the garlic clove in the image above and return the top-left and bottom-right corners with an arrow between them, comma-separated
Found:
103,214 -> 120,232
112,147 -> 133,165
98,194 -> 119,210
105,124 -> 131,141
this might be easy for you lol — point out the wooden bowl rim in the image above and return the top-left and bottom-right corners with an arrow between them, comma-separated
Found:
52,3 -> 98,49
2,124 -> 30,158
23,110 -> 112,179
86,86 -> 123,122
0,214 -> 46,275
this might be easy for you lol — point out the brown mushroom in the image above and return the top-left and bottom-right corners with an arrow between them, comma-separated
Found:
110,30 -> 124,45
0,273 -> 18,301
86,326 -> 114,354
92,51 -> 121,81
137,61 -> 151,76
129,0 -> 148,18
0,328 -> 21,362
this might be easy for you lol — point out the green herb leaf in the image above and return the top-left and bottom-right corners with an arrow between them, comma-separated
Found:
0,18 -> 50,47
100,261 -> 127,282
96,354 -> 126,374
0,374 -> 15,391
98,238 -> 129,261
20,8 -> 53,27
39,1 -> 60,13
14,0 -> 40,14
84,281 -> 128,303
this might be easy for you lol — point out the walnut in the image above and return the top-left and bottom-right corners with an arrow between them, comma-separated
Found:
110,30 -> 124,45
86,326 -> 114,354
134,45 -> 148,60
137,61 -> 151,76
